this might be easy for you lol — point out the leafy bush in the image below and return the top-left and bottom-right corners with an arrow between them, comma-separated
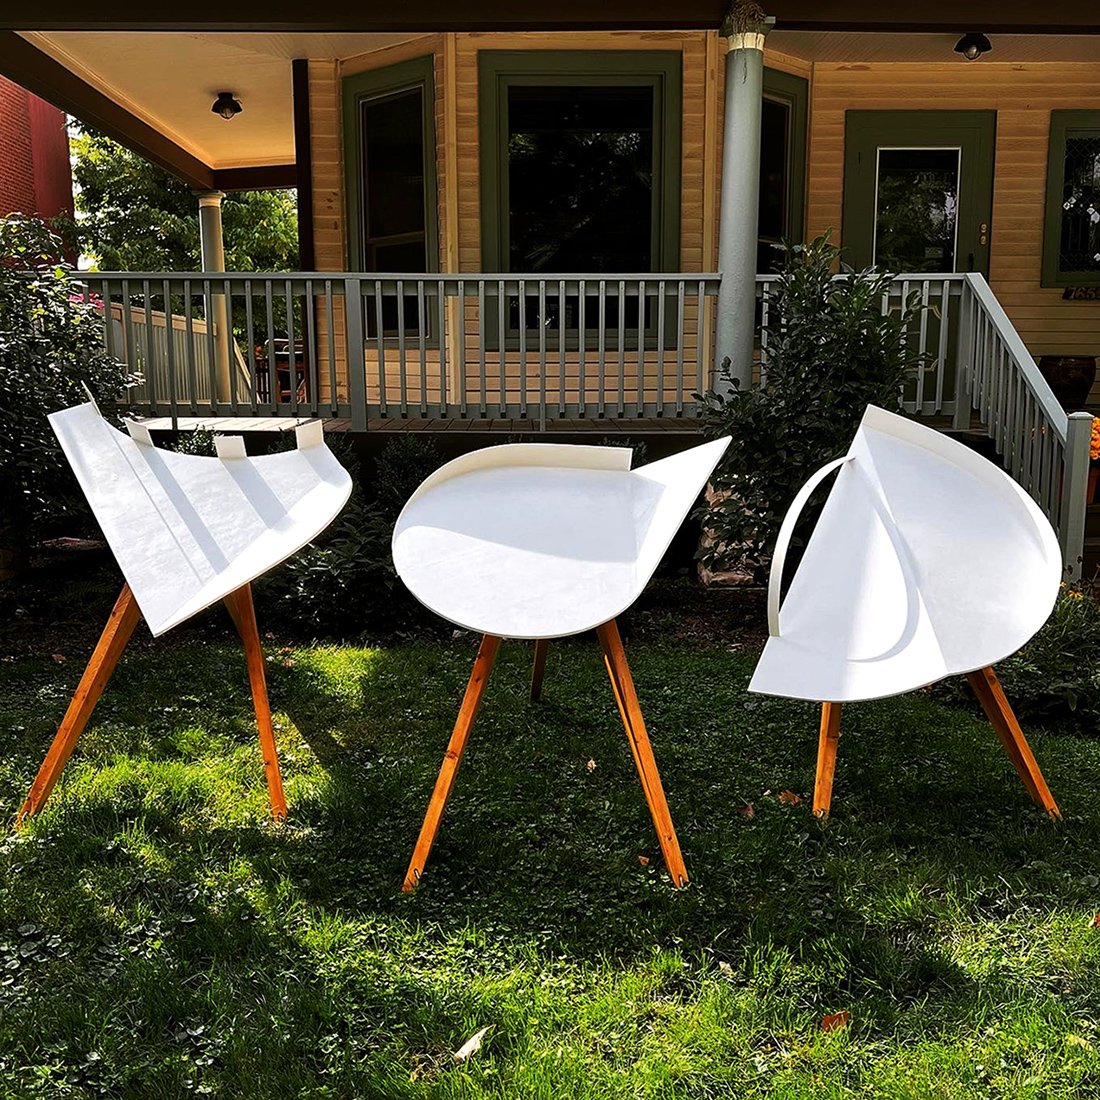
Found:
940,583 -> 1100,734
697,234 -> 929,581
0,216 -> 138,557
259,434 -> 446,637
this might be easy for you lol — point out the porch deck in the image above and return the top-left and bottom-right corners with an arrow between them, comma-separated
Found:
137,415 -> 704,435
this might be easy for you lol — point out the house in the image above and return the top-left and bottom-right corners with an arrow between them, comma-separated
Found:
0,74 -> 73,224
0,2 -> 1096,572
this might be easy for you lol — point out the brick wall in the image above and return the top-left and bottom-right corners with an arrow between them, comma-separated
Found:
0,75 -> 73,220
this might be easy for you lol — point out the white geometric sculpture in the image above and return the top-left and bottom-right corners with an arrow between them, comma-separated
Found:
392,437 -> 731,890
750,405 -> 1061,819
19,400 -> 352,824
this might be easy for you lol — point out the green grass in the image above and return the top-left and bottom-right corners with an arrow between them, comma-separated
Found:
0,633 -> 1099,1097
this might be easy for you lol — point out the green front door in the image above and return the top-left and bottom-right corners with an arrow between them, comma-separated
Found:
842,111 -> 996,276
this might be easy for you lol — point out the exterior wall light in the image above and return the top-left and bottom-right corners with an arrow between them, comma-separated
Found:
211,92 -> 243,120
954,33 -> 992,61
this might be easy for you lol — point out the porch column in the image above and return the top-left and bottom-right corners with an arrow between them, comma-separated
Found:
196,189 -> 232,403
714,5 -> 772,391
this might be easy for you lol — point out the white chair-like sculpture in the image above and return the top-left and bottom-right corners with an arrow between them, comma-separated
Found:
18,399 -> 352,824
751,405 -> 1062,819
392,437 -> 731,890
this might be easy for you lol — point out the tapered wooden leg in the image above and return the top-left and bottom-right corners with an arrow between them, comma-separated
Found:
224,584 -> 288,821
596,619 -> 689,888
529,640 -> 549,702
17,584 -> 142,825
813,703 -> 842,819
966,666 -> 1060,819
403,634 -> 502,891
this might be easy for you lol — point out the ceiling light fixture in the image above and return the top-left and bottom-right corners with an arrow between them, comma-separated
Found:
954,33 -> 992,61
211,91 -> 243,120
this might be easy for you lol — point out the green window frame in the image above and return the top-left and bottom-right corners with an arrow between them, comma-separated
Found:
341,55 -> 439,275
477,50 -> 683,275
761,67 -> 808,255
1042,110 -> 1100,288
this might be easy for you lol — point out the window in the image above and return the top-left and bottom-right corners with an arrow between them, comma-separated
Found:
1043,110 -> 1100,287
479,51 -> 681,275
479,51 -> 681,343
758,69 -> 808,274
342,57 -> 438,334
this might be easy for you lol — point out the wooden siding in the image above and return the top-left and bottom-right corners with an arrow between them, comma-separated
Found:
805,61 -> 1100,385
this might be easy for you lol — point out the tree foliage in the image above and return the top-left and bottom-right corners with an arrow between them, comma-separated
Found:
0,216 -> 139,555
697,234 -> 930,581
68,126 -> 298,272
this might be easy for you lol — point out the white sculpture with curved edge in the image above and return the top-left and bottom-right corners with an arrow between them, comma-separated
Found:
392,436 -> 731,891
749,404 -> 1062,820
50,400 -> 352,637
18,399 -> 352,825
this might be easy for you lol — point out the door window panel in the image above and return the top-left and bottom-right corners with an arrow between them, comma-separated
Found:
873,148 -> 960,274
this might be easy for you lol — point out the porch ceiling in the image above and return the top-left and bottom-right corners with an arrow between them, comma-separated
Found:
18,31 -> 423,170
2,1 -> 1100,33
769,30 -> 1100,63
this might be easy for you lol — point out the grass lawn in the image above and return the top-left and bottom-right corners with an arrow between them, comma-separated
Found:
0,628 -> 1099,1097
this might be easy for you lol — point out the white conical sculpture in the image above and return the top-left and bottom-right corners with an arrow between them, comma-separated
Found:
392,436 -> 731,890
750,405 -> 1061,819
18,400 -> 352,824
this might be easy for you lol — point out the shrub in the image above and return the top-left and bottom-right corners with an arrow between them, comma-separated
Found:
258,434 -> 446,638
941,583 -> 1100,734
696,234 -> 929,581
0,216 -> 138,558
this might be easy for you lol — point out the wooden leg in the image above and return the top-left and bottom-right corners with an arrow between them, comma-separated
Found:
813,703 -> 842,819
403,634 -> 502,892
596,619 -> 689,888
17,584 -> 141,825
529,640 -> 549,702
224,584 -> 288,821
966,666 -> 1061,819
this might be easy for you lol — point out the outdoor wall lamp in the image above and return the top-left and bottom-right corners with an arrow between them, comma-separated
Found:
211,92 -> 243,120
954,33 -> 992,61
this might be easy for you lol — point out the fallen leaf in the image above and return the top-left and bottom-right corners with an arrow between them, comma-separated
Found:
586,759 -> 597,773
739,803 -> 755,818
1090,913 -> 1100,927
778,790 -> 802,805
638,855 -> 650,866
453,1026 -> 491,1063
50,653 -> 65,663
820,1011 -> 850,1032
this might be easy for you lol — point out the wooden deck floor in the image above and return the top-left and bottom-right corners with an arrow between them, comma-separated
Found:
138,415 -> 705,435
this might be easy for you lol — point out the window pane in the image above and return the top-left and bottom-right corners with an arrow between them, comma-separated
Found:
758,97 -> 790,274
361,88 -> 426,245
874,148 -> 959,273
507,85 -> 654,273
1060,134 -> 1100,275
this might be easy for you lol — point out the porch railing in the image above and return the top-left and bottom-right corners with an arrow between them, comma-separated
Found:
77,273 -> 722,429
953,273 -> 1092,575
74,268 -> 1092,576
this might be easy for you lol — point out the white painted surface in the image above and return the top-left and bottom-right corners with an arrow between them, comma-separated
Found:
392,438 -> 731,639
750,405 -> 1062,702
50,401 -> 352,636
